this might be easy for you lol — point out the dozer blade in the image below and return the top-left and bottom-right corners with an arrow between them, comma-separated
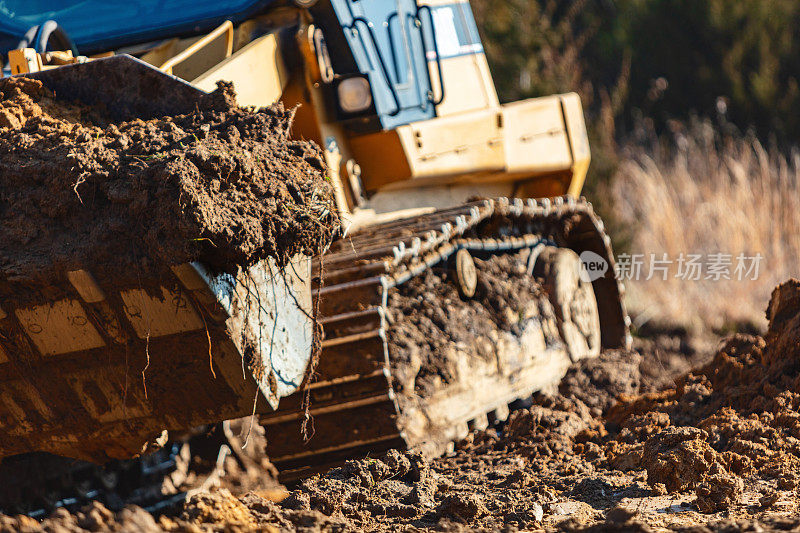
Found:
22,54 -> 209,121
0,56 -> 315,463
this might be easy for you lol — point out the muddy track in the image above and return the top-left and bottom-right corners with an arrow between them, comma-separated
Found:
259,197 -> 628,481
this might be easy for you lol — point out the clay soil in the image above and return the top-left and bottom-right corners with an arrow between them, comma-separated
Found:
386,250 -> 557,398
7,279 -> 800,531
0,76 -> 338,298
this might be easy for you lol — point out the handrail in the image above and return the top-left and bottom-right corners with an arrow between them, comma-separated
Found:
403,12 -> 429,111
349,17 -> 402,116
159,20 -> 234,75
416,5 -> 445,106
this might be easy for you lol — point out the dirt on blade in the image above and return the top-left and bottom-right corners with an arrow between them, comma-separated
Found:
0,76 -> 339,300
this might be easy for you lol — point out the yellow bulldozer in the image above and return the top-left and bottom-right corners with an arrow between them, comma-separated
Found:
0,0 -> 628,514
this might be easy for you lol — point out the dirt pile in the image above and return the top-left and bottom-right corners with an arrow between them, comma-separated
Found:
0,76 -> 338,294
601,280 -> 800,515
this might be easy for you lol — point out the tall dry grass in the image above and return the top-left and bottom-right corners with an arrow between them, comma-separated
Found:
609,119 -> 800,333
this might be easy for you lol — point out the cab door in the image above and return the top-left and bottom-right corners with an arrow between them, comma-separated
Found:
331,0 -> 436,129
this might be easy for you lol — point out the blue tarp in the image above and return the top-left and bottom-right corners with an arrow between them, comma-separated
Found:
0,0 -> 275,54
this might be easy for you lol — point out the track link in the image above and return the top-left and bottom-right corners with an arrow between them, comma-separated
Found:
262,196 -> 630,481
0,445 -> 184,518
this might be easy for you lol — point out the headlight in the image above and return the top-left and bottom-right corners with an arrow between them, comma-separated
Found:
337,77 -> 373,114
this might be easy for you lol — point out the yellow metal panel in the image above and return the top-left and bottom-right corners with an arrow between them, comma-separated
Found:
67,371 -> 149,423
350,90 -> 591,200
432,54 -> 499,116
192,33 -> 287,107
402,107 -> 504,178
560,93 -> 592,197
67,269 -> 106,303
120,287 -> 204,339
15,299 -> 106,356
348,130 -> 412,190
502,96 -> 572,174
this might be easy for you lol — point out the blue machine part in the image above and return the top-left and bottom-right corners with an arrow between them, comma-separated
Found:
0,0 -> 277,54
328,0 -> 435,129
327,0 -> 484,130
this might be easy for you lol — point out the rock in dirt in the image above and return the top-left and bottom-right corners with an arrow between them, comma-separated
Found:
0,76 -> 339,295
640,426 -> 722,492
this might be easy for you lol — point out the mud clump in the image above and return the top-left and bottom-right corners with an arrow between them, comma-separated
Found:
558,349 -> 644,417
601,279 -> 800,516
694,471 -> 745,514
178,489 -> 257,528
639,426 -> 744,512
386,249 -> 556,398
640,426 -> 720,492
0,76 -> 338,296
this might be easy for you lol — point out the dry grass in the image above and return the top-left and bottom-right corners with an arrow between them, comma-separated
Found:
609,119 -> 800,333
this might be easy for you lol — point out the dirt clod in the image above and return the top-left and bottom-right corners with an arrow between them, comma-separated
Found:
640,426 -> 721,492
694,471 -> 744,513
437,492 -> 488,521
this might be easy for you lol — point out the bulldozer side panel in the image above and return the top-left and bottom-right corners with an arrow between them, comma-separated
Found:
347,93 -> 588,206
192,32 -> 288,107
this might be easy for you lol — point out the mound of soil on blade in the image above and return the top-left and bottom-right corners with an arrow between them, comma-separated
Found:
386,249 -> 557,397
0,76 -> 338,296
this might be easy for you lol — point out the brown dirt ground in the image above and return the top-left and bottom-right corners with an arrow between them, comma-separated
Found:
7,275 -> 800,531
0,76 -> 338,299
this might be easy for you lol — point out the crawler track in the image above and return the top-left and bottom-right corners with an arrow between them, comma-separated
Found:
0,445 -> 184,518
0,196 -> 629,513
261,196 -> 629,481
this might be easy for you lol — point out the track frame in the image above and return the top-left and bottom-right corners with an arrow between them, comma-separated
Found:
262,196 -> 630,481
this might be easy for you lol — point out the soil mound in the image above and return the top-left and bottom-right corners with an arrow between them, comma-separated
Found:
604,280 -> 800,512
0,76 -> 338,295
